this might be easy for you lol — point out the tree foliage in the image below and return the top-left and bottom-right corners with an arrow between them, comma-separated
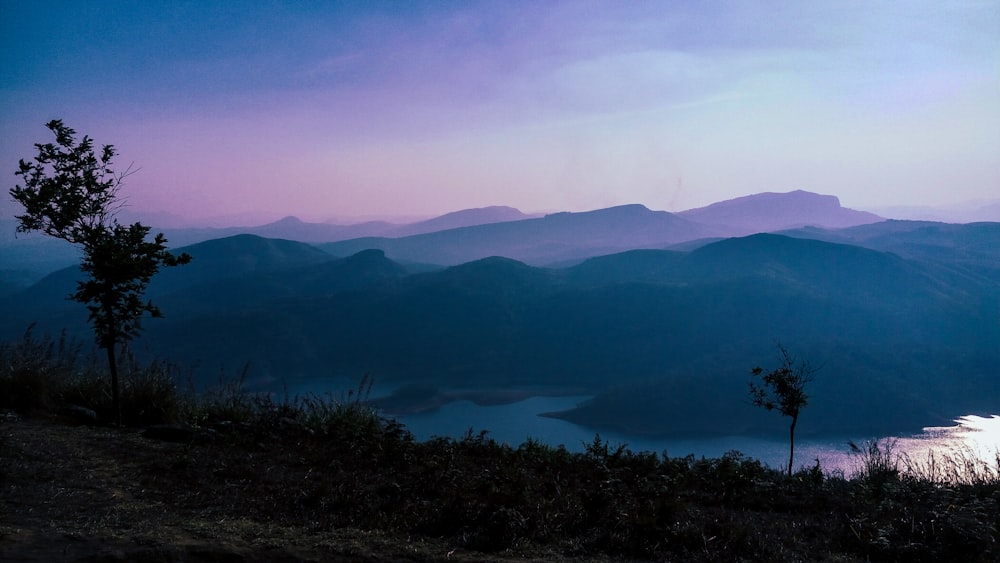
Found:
10,119 -> 190,424
749,343 -> 816,476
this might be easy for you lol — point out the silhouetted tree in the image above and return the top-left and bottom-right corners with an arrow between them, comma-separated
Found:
10,120 -> 191,425
749,343 -> 816,476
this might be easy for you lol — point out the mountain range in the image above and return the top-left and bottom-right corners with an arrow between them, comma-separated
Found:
2,190 -> 998,439
157,205 -> 540,247
320,190 -> 884,266
1,190 -> 876,287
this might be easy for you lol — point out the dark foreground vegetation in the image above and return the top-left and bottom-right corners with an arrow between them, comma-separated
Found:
2,333 -> 999,562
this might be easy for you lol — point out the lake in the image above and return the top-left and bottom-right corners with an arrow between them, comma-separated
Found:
288,379 -> 1000,479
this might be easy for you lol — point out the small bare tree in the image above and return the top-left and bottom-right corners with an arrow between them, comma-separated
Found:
10,120 -> 191,425
749,344 -> 816,476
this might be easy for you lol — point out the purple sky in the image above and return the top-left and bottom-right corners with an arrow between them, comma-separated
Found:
2,1 -> 998,225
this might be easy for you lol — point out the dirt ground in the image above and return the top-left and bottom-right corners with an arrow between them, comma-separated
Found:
0,416 -> 605,563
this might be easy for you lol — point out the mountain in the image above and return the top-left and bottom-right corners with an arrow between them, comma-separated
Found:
677,190 -> 883,235
0,206 -> 531,284
779,221 -> 1000,282
156,207 -> 539,248
245,216 -> 396,243
4,230 -> 997,438
0,192 -> 887,283
155,234 -> 334,287
0,234 -> 335,336
5,189 -> 998,441
157,217 -> 400,247
151,247 -> 411,317
388,206 -> 537,237
321,204 -> 722,266
548,235 -> 999,436
0,219 -> 81,291
564,232 -> 952,301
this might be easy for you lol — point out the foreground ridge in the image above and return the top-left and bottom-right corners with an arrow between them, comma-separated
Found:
2,407 -> 997,562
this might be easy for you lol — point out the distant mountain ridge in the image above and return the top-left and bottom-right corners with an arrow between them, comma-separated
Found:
0,190 -> 972,295
152,190 -> 882,251
393,206 -> 537,236
321,204 -> 723,266
157,206 -> 539,247
677,190 -> 883,235
320,192 -> 884,266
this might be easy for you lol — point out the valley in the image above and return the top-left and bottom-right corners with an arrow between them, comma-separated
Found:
3,191 -> 998,442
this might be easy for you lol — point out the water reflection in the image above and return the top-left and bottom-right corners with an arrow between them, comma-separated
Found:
914,415 -> 1000,459
390,395 -> 858,473
286,379 -> 1000,479
392,399 -> 1000,479
887,415 -> 1000,480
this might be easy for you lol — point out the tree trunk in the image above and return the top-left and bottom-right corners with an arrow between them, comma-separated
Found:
106,342 -> 120,426
103,302 -> 121,427
788,413 -> 798,477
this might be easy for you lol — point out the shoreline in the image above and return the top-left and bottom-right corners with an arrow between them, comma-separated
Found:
369,385 -> 592,415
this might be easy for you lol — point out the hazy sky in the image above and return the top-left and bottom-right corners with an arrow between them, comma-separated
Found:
2,1 -> 997,224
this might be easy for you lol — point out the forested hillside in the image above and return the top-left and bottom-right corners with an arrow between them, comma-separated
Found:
4,221 -> 997,438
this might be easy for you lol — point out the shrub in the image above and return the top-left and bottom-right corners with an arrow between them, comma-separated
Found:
902,447 -> 1000,487
850,439 -> 900,498
1,328 -> 187,425
192,365 -> 259,425
0,328 -> 83,413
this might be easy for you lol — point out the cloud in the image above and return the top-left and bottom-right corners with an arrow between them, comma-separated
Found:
2,1 -> 996,220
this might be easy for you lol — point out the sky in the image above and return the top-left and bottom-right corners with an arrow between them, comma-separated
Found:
1,1 -> 998,225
